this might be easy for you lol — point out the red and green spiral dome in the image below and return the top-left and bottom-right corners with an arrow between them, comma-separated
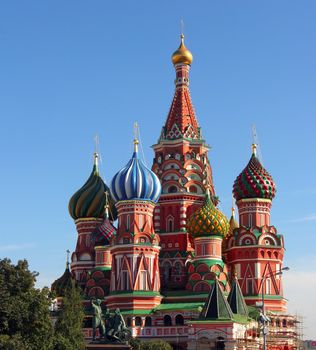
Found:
187,192 -> 229,238
233,147 -> 276,201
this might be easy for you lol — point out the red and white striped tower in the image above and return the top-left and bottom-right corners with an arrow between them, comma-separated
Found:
226,145 -> 286,312
152,35 -> 216,290
68,153 -> 117,285
107,138 -> 162,311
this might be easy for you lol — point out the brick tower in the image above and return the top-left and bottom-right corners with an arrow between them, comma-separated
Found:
68,153 -> 116,286
151,35 -> 216,290
107,138 -> 163,311
225,144 -> 286,312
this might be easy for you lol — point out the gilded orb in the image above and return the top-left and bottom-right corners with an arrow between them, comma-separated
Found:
171,34 -> 193,65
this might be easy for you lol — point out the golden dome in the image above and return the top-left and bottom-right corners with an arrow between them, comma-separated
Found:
172,34 -> 193,65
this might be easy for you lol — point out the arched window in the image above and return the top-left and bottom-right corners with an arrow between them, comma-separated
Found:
174,261 -> 182,275
216,337 -> 225,350
175,314 -> 184,326
168,186 -> 177,193
139,215 -> 144,230
248,214 -> 253,227
282,319 -> 287,328
163,315 -> 172,326
126,317 -> 132,327
247,279 -> 253,295
162,262 -> 172,285
266,278 -> 271,294
167,216 -> 174,232
126,215 -> 130,230
189,185 -> 197,193
121,270 -> 129,290
145,316 -> 152,327
135,317 -> 142,327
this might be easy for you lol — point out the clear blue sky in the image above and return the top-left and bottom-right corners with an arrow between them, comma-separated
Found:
0,0 -> 315,338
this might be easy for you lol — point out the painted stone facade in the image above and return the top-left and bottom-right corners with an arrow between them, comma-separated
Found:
52,35 -> 299,350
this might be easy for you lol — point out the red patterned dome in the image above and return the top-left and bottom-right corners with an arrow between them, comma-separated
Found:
233,145 -> 276,201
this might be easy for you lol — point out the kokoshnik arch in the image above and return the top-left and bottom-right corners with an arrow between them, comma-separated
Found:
52,35 -> 298,350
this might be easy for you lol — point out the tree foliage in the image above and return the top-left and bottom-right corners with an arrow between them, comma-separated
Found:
53,281 -> 85,350
0,258 -> 54,350
130,338 -> 173,350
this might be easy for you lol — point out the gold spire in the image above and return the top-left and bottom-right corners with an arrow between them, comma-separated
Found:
133,121 -> 139,152
93,152 -> 99,174
133,138 -> 139,153
66,249 -> 70,269
104,191 -> 109,218
252,143 -> 257,156
172,34 -> 193,65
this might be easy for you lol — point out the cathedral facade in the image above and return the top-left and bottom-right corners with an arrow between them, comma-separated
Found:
53,35 -> 298,350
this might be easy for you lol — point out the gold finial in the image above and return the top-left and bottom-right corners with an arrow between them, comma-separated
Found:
252,143 -> 257,156
171,33 -> 193,65
93,152 -> 99,173
231,194 -> 235,218
133,122 -> 139,152
66,249 -> 70,269
104,191 -> 110,218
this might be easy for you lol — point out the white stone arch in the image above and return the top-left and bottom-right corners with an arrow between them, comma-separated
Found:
238,233 -> 257,246
196,328 -> 227,341
166,214 -> 174,232
258,233 -> 278,246
79,253 -> 91,261
162,182 -> 180,194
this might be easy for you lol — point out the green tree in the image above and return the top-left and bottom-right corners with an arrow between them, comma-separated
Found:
130,338 -> 173,350
53,281 -> 85,350
0,258 -> 54,350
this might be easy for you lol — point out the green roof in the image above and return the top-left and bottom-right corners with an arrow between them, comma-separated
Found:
155,302 -> 204,312
109,291 -> 161,297
200,278 -> 233,320
227,277 -> 248,316
120,309 -> 153,315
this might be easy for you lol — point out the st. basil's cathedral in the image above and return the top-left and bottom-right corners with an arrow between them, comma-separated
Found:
52,35 -> 298,349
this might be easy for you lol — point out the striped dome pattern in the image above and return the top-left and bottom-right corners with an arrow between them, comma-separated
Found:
110,148 -> 161,203
69,154 -> 117,220
233,153 -> 276,201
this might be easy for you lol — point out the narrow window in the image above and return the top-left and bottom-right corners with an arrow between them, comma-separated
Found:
247,278 -> 253,295
139,271 -> 147,290
266,278 -> 271,294
126,215 -> 130,231
122,271 -> 129,290
249,214 -> 253,227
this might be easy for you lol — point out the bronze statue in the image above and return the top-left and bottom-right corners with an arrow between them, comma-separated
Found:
91,298 -> 105,341
90,301 -> 131,343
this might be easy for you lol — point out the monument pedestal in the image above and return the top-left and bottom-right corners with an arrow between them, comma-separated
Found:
86,343 -> 131,350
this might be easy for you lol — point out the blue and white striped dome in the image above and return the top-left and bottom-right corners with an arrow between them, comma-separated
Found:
110,144 -> 161,203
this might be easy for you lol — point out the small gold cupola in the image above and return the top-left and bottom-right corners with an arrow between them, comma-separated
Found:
171,34 -> 193,66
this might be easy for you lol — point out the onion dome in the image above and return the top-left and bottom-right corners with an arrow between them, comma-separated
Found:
68,153 -> 117,220
51,253 -> 74,297
233,144 -> 276,201
92,203 -> 117,245
187,190 -> 229,238
172,34 -> 193,65
110,140 -> 161,203
228,207 -> 239,236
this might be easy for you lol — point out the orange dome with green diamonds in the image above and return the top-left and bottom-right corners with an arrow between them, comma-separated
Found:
187,193 -> 229,238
